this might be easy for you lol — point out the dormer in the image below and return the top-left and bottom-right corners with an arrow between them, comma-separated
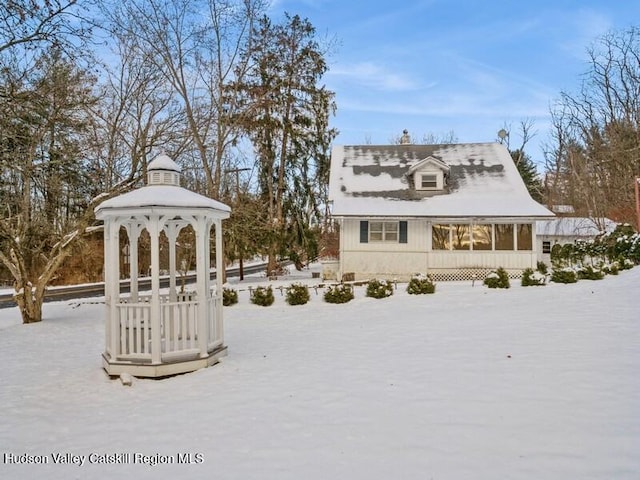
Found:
406,156 -> 450,191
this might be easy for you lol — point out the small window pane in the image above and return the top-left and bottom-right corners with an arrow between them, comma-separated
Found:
472,224 -> 492,250
542,241 -> 551,254
517,224 -> 532,250
421,174 -> 437,189
495,224 -> 514,250
369,222 -> 383,242
452,224 -> 470,250
384,222 -> 398,241
432,224 -> 451,250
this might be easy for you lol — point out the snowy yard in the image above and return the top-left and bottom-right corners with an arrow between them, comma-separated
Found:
0,266 -> 638,479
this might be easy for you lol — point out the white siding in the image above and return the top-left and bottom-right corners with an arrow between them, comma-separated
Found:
339,218 -> 539,281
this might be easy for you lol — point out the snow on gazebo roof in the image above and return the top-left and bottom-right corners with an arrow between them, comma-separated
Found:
95,154 -> 230,217
329,142 -> 554,218
94,185 -> 231,215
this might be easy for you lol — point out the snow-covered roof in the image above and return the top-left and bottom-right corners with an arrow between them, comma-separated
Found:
95,185 -> 231,217
536,217 -> 617,237
95,153 -> 230,218
329,142 -> 554,218
148,153 -> 181,172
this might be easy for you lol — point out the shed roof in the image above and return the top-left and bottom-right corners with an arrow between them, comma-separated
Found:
329,142 -> 554,218
536,217 -> 617,237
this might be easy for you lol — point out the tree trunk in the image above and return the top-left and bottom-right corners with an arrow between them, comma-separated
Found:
13,280 -> 43,324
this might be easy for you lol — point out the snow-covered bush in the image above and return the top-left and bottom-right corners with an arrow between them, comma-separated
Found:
323,284 -> 354,304
521,268 -> 546,286
621,258 -> 635,270
601,263 -> 619,275
223,287 -> 238,306
601,224 -> 640,266
250,286 -> 274,306
577,265 -> 604,280
406,273 -> 436,294
286,283 -> 310,306
536,261 -> 549,275
366,279 -> 394,299
483,267 -> 510,289
551,267 -> 578,284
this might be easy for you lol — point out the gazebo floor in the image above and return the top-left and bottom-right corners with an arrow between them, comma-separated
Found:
102,344 -> 227,378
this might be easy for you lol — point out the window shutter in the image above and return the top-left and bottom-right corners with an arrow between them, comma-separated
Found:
359,220 -> 369,243
399,221 -> 408,243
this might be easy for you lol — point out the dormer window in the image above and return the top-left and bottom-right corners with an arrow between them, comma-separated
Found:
421,174 -> 438,189
407,155 -> 450,192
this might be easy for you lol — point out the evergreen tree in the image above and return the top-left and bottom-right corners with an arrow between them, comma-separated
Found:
511,149 -> 544,203
235,13 -> 337,272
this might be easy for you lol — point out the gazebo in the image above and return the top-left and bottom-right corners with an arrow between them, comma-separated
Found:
95,154 -> 231,377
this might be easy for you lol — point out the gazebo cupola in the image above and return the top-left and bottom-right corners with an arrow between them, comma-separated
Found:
95,153 -> 231,378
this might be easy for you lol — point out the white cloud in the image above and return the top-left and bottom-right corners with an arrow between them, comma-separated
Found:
327,62 -> 431,92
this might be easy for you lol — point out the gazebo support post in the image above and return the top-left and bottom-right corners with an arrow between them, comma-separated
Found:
165,223 -> 179,302
106,220 -> 121,359
149,216 -> 162,364
215,219 -> 224,341
126,223 -> 141,302
195,217 -> 209,357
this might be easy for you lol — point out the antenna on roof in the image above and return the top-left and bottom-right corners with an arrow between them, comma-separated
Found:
497,129 -> 509,144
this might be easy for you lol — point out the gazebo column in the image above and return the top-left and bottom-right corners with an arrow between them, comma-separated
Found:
195,216 -> 211,357
148,215 -> 163,364
105,219 -> 121,359
214,218 -> 224,341
125,222 -> 142,302
164,222 -> 181,302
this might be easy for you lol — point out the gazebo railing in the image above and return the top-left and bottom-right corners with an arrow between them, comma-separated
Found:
114,295 -> 222,363
116,303 -> 152,359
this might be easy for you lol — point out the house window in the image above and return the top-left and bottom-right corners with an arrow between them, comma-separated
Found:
370,221 -> 398,242
495,224 -> 514,250
432,224 -> 451,250
421,174 -> 438,189
517,224 -> 533,251
542,241 -> 551,254
472,224 -> 493,250
452,224 -> 471,250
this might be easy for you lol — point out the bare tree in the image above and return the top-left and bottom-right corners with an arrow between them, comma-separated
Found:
0,1 -> 91,54
0,49 -> 102,323
100,0 -> 266,199
547,27 -> 640,225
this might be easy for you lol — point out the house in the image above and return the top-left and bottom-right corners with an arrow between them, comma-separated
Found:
327,141 -> 555,281
536,217 -> 617,264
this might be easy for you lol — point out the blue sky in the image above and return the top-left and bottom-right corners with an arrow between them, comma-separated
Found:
268,0 -> 640,167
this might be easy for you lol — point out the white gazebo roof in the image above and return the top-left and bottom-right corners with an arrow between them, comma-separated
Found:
95,153 -> 230,218
95,185 -> 231,216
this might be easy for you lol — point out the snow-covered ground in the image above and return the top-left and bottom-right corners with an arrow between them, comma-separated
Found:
0,266 -> 638,479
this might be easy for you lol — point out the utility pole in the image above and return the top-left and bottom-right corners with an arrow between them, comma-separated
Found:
225,167 -> 250,280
